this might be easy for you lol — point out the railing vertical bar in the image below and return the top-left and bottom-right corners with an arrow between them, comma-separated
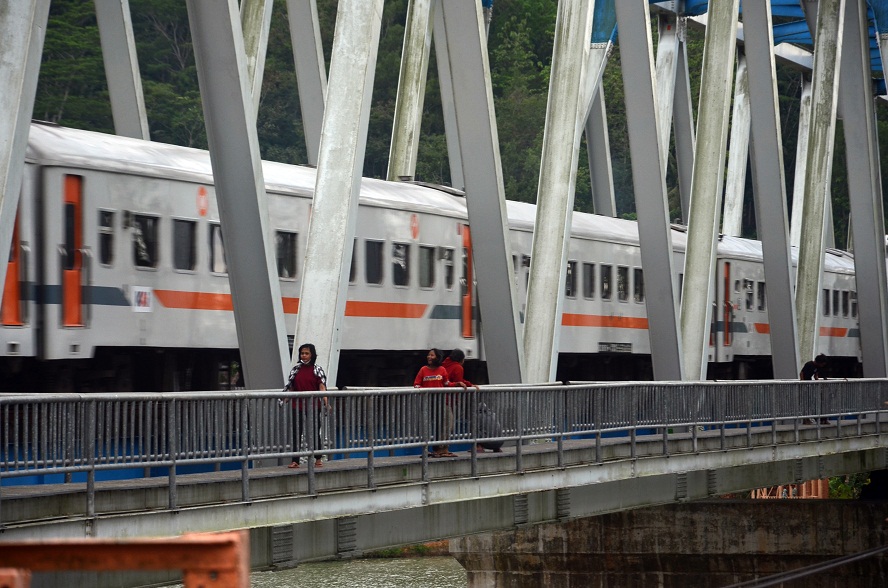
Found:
241,398 -> 251,503
168,398 -> 178,511
86,400 -> 97,518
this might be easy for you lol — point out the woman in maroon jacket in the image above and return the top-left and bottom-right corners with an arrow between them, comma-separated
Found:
283,343 -> 329,469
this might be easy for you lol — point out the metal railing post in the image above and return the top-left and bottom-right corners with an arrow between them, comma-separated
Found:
86,400 -> 96,518
168,399 -> 178,511
240,398 -> 251,503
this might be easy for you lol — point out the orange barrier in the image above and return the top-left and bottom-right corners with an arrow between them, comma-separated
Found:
0,530 -> 248,587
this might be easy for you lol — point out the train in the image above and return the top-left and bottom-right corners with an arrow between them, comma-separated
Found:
0,121 -> 863,392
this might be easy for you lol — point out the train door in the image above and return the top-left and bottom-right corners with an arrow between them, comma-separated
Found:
62,174 -> 84,327
460,224 -> 474,338
2,211 -> 23,326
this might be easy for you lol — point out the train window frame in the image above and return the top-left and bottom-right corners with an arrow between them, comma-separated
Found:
209,222 -> 227,275
617,265 -> 629,302
634,268 -> 645,303
743,279 -> 754,310
832,289 -> 840,317
132,213 -> 159,270
565,260 -> 577,298
275,230 -> 298,280
419,245 -> 435,289
601,264 -> 613,300
365,240 -> 384,286
172,218 -> 197,272
98,209 -> 115,267
841,290 -> 849,317
582,263 -> 595,299
757,281 -> 766,311
851,290 -> 858,318
392,242 -> 410,287
734,279 -> 740,293
442,247 -> 455,290
822,288 -> 830,316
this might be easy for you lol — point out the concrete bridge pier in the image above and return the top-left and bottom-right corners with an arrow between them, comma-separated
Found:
450,500 -> 888,587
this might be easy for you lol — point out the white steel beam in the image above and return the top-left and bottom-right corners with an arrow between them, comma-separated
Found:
94,0 -> 149,139
293,0 -> 383,386
523,0 -> 594,383
680,0 -> 739,381
388,0 -> 434,181
655,12 -> 679,166
838,0 -> 888,377
673,17 -> 696,223
186,0 -> 289,389
721,53 -> 749,237
240,0 -> 274,121
796,0 -> 845,364
286,0 -> 327,166
615,0 -> 683,380
790,77 -> 812,249
585,85 -> 616,217
0,1 -> 50,299
743,0 -> 800,380
432,0 -> 464,190
437,0 -> 523,383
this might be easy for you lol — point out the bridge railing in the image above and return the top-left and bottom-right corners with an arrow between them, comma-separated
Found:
2,380 -> 886,513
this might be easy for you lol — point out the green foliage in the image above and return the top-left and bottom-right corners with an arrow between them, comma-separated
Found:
828,473 -> 870,499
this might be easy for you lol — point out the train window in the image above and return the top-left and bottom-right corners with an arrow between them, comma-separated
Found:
209,223 -> 227,274
565,261 -> 577,297
523,255 -> 531,289
275,231 -> 298,279
822,289 -> 830,316
172,219 -> 196,271
744,279 -> 754,310
392,243 -> 410,287
98,210 -> 114,266
734,279 -> 740,293
582,263 -> 595,299
634,268 -> 644,303
349,239 -> 357,283
832,290 -> 840,317
757,282 -> 766,311
133,214 -> 159,269
419,245 -> 435,288
841,290 -> 849,317
442,247 -> 454,289
365,240 -> 383,285
601,264 -> 612,300
617,266 -> 629,302
851,291 -> 858,318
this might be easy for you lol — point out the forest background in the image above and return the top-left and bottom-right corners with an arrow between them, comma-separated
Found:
33,0 -> 888,248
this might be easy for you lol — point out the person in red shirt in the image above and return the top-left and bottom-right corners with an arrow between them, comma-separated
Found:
442,349 -> 490,453
283,343 -> 329,469
414,348 -> 465,457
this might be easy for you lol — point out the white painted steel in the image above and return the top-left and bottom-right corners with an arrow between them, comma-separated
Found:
239,0 -> 274,121
286,0 -> 327,166
523,0 -> 594,383
721,54 -> 749,238
187,0 -> 290,389
388,0 -> 434,182
743,0 -> 800,380
0,1 -> 49,311
585,86 -> 616,217
790,77 -> 812,249
655,13 -> 679,166
837,0 -> 888,377
681,0 -> 739,380
94,0 -> 150,139
672,17 -> 696,223
796,0 -> 845,364
295,0 -> 384,386
437,0 -> 523,383
431,0 -> 463,191
614,0 -> 683,380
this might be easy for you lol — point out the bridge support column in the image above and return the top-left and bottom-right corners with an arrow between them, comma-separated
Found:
450,501 -> 888,587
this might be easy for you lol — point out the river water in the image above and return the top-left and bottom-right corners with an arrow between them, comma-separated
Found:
177,557 -> 467,587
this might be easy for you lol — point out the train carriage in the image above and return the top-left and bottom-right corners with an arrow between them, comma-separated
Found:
0,122 -> 866,391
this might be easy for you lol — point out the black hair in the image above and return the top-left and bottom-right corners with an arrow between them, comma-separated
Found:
449,348 -> 466,363
815,354 -> 828,364
428,348 -> 443,367
298,343 -> 318,365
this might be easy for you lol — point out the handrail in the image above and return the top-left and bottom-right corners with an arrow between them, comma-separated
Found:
2,379 -> 886,522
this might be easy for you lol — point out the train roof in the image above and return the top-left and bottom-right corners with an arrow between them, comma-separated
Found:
25,122 -> 468,218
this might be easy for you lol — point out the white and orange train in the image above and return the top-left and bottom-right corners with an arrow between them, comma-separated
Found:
0,122 -> 862,391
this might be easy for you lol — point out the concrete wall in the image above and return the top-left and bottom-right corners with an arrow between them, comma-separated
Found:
450,500 -> 888,587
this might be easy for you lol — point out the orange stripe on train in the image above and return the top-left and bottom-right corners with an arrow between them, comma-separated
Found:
820,326 -> 848,337
345,301 -> 427,318
562,314 -> 649,329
